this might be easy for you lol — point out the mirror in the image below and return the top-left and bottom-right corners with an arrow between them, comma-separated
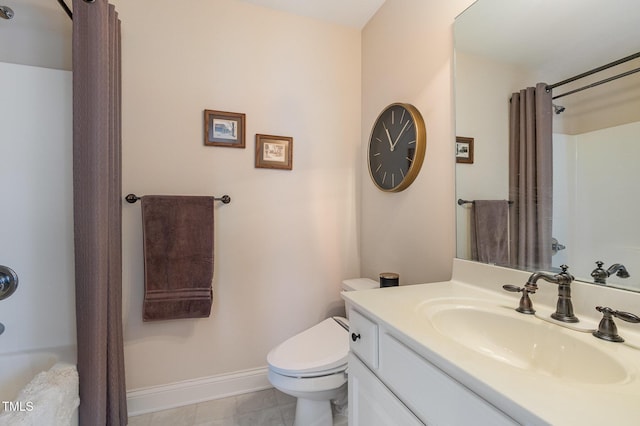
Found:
454,0 -> 640,291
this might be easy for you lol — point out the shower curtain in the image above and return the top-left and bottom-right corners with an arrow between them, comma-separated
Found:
72,0 -> 127,424
508,83 -> 553,271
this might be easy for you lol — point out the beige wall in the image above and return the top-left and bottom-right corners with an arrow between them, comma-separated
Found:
360,0 -> 474,285
454,52 -> 532,259
112,0 -> 361,389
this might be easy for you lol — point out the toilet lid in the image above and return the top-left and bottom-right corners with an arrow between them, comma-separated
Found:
267,317 -> 349,377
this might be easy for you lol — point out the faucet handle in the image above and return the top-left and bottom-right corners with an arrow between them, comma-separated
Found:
591,261 -> 607,284
503,283 -> 536,294
593,306 -> 640,343
502,284 -> 535,315
597,306 -> 640,323
558,264 -> 574,283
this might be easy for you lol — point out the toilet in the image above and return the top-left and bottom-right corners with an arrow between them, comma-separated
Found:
267,278 -> 378,426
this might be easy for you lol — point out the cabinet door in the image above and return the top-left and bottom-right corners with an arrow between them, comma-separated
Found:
348,353 -> 424,426
349,309 -> 379,368
378,333 -> 518,426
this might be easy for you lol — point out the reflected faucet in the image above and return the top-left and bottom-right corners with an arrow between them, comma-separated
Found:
590,261 -> 630,285
526,265 -> 579,323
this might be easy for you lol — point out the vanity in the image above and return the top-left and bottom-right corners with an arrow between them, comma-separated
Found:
343,259 -> 640,425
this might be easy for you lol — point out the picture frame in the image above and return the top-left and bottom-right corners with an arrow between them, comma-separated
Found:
204,110 -> 246,148
255,134 -> 293,170
455,136 -> 474,164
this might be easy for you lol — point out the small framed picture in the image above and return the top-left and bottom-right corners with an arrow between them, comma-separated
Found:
456,136 -> 474,164
255,134 -> 293,170
204,110 -> 246,148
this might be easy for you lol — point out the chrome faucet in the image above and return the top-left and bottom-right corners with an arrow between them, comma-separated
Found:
0,265 -> 19,301
525,265 -> 579,323
590,261 -> 630,285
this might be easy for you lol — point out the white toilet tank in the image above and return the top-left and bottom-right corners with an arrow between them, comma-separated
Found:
341,278 -> 378,318
341,278 -> 379,292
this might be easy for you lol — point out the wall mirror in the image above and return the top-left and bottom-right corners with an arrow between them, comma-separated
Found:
454,0 -> 640,292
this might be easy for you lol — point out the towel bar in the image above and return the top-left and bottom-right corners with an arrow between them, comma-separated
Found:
457,198 -> 513,206
125,193 -> 231,204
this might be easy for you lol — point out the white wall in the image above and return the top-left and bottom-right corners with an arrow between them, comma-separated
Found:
0,62 -> 75,354
0,0 -> 71,70
553,122 -> 640,289
111,0 -> 362,390
551,132 -> 572,268
360,0 -> 476,285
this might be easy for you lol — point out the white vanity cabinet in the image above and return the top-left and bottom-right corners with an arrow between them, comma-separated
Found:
348,353 -> 423,426
348,308 -> 518,426
343,262 -> 640,425
348,309 -> 422,426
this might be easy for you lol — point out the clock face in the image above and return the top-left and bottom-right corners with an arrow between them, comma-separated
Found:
368,103 -> 426,192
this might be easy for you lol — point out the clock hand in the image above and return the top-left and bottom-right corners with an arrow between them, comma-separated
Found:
383,123 -> 394,151
392,120 -> 410,149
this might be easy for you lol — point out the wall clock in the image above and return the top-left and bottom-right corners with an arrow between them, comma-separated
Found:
368,103 -> 426,192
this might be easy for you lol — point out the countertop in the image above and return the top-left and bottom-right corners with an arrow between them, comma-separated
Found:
343,260 -> 640,425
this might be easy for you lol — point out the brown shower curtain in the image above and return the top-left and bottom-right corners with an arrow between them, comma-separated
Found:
72,0 -> 127,424
509,82 -> 553,271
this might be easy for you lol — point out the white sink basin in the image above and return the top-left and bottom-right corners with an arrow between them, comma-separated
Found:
419,299 -> 629,385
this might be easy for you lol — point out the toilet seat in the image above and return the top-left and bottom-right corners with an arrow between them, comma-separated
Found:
267,317 -> 349,378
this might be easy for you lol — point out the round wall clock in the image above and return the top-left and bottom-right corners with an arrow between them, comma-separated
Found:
368,103 -> 426,192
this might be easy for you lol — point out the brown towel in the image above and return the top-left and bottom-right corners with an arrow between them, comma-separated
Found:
470,200 -> 510,266
141,196 -> 214,321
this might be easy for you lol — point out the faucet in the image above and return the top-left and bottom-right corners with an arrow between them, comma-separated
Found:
590,261 -> 630,285
0,265 -> 19,301
525,265 -> 579,323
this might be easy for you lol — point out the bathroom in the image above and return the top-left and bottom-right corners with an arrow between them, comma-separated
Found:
1,0 -> 639,425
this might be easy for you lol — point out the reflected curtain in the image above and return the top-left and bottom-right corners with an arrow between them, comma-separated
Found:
72,0 -> 127,424
509,82 -> 553,271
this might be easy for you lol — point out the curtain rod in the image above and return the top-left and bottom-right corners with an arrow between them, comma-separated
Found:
57,0 -> 72,19
552,66 -> 640,100
57,0 -> 96,20
546,51 -> 640,92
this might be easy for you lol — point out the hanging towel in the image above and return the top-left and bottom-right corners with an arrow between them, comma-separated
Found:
470,200 -> 510,266
141,195 -> 214,321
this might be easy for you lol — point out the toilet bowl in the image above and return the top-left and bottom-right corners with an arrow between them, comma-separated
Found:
267,278 -> 378,426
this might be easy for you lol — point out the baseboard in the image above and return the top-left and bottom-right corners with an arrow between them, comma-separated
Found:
126,367 -> 271,416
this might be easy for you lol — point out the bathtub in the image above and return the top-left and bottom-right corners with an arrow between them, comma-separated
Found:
0,346 -> 78,426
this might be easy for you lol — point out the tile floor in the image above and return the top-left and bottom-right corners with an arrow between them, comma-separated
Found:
127,388 -> 348,426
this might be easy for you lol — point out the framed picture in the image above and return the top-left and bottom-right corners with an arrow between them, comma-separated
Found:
255,134 -> 293,170
456,136 -> 474,164
204,110 -> 246,148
